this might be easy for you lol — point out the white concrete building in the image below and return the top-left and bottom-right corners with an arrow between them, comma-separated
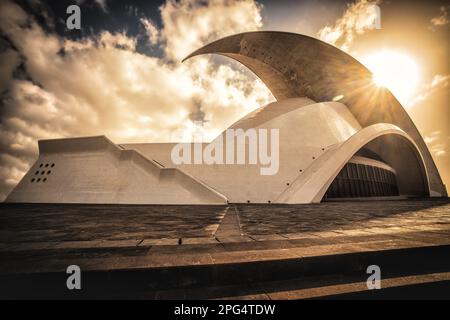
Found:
5,32 -> 447,204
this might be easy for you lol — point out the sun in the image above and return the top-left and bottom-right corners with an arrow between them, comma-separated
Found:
361,50 -> 420,105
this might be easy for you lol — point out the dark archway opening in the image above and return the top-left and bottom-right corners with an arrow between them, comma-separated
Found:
324,154 -> 399,199
323,134 -> 429,200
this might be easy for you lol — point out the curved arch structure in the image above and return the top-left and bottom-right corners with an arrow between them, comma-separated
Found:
184,31 -> 446,197
275,123 -> 428,203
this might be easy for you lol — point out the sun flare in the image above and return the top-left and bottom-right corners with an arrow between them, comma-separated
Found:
361,50 -> 420,105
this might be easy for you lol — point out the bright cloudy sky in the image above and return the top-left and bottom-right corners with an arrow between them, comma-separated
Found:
0,0 -> 449,201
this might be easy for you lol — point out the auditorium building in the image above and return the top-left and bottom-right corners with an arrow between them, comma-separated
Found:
6,32 -> 447,204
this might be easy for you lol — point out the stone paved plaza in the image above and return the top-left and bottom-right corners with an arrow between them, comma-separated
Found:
0,199 -> 449,298
0,204 -> 227,242
0,199 -> 449,244
236,200 -> 450,235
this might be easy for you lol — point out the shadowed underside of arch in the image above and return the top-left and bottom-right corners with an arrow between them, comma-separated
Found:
183,31 -> 447,197
275,123 -> 429,204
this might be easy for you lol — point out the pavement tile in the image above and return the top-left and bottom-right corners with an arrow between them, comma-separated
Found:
210,248 -> 297,264
282,232 -> 321,240
310,231 -> 348,238
266,282 -> 366,300
331,229 -> 376,236
392,232 -> 450,245
96,240 -> 142,248
215,236 -> 254,243
1,242 -> 59,252
289,243 -> 370,258
140,238 -> 180,246
220,293 -> 271,300
356,238 -> 431,251
249,234 -> 288,241
181,237 -> 219,245
54,240 -> 104,249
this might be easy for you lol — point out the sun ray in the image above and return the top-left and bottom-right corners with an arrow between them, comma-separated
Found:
361,50 -> 420,106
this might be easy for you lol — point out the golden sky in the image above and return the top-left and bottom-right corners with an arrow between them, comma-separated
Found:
0,0 -> 448,200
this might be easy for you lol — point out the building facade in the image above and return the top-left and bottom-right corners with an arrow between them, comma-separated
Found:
5,32 -> 447,204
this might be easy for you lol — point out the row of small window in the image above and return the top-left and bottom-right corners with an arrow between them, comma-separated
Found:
39,163 -> 55,168
35,170 -> 52,175
31,162 -> 55,183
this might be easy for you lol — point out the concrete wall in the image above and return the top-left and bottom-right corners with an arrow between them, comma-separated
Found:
124,98 -> 363,203
6,136 -> 227,204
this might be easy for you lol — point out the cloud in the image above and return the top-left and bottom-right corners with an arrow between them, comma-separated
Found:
160,0 -> 263,61
94,0 -> 108,12
430,74 -> 450,87
430,143 -> 447,157
430,6 -> 449,27
140,18 -> 160,45
0,0 -> 273,201
76,0 -> 108,12
409,74 -> 450,107
126,5 -> 140,17
424,131 -> 441,144
0,48 -> 20,94
430,144 -> 447,157
317,0 -> 380,51
424,131 -> 448,158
